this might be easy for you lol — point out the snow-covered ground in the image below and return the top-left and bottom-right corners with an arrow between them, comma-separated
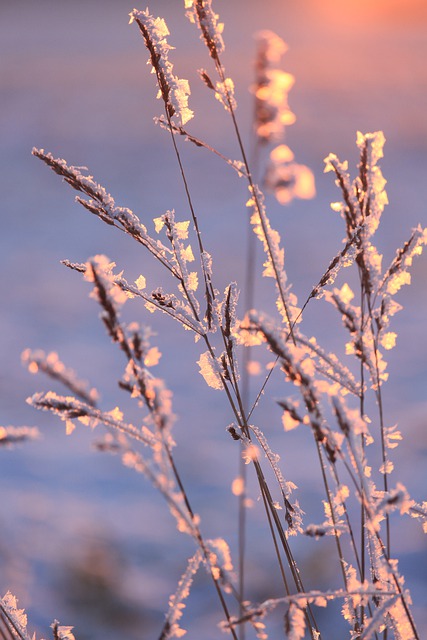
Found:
1,1 -> 426,638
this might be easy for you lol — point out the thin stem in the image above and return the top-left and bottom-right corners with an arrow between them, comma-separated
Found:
0,610 -> 27,640
359,274 -> 367,633
162,99 -> 316,627
254,458 -> 320,637
247,356 -> 278,421
156,118 -> 248,178
369,317 -> 390,555
343,433 -> 420,640
237,138 -> 261,639
165,448 -> 239,640
237,448 -> 247,640
213,58 -> 296,344
330,464 -> 380,640
259,477 -> 291,596
315,442 -> 348,589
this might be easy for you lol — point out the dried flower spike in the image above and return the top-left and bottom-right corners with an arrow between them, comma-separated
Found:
130,9 -> 194,125
253,30 -> 295,143
185,0 -> 225,60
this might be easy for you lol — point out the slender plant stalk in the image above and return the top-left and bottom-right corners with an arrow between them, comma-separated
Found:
146,36 -> 323,631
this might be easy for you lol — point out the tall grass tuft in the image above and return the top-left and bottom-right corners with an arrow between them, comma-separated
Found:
2,2 -> 427,639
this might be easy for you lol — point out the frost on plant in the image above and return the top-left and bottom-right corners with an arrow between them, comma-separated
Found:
7,4 -> 427,640
0,426 -> 39,447
130,9 -> 194,125
324,132 -> 427,390
22,349 -> 99,406
0,591 -> 30,640
184,0 -> 225,60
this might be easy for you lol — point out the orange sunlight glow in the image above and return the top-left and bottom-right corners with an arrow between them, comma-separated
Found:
304,0 -> 427,27
246,360 -> 262,376
231,477 -> 245,497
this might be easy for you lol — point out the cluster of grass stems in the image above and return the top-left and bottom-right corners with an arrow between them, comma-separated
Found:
1,2 -> 427,639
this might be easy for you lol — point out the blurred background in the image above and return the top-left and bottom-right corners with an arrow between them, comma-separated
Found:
1,0 -> 427,638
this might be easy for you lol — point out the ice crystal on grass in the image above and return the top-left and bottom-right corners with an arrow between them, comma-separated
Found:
246,185 -> 300,330
306,485 -> 350,539
51,621 -> 75,640
220,282 -> 239,345
159,549 -> 203,640
156,210 -> 200,316
0,592 -> 32,640
306,227 -> 361,302
185,0 -> 238,123
325,134 -> 427,400
32,150 -> 177,278
66,260 -> 204,337
25,253 -> 221,564
159,538 -> 235,639
130,9 -> 193,125
408,500 -> 427,533
197,68 -> 237,111
279,398 -> 304,432
285,602 -> 306,640
380,224 -> 427,296
205,538 -> 234,588
250,310 -> 346,463
0,426 -> 39,446
247,424 -> 303,534
185,0 -> 225,60
197,351 -> 223,390
214,77 -> 237,112
22,349 -> 98,406
28,391 -> 159,447
325,131 -> 389,295
154,116 -> 248,178
84,255 -> 128,308
295,334 -> 361,397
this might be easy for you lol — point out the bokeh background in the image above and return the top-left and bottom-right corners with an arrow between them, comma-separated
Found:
1,1 -> 427,638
